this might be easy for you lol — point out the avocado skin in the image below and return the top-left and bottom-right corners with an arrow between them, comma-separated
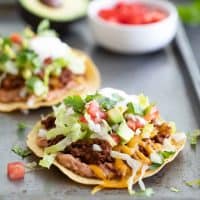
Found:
17,2 -> 86,34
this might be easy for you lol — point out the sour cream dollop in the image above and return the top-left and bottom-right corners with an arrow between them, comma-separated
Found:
29,36 -> 70,62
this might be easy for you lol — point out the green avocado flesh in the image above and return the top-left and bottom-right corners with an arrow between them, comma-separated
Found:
19,0 -> 89,22
107,108 -> 123,124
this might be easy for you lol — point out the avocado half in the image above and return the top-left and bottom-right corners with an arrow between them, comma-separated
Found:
18,0 -> 89,33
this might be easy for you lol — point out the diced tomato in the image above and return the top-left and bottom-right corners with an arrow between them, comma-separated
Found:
111,133 -> 121,144
7,162 -> 25,181
80,116 -> 87,123
98,9 -> 116,21
144,106 -> 159,122
87,101 -> 107,123
127,117 -> 144,131
10,33 -> 22,45
127,119 -> 136,131
44,57 -> 53,65
143,10 -> 166,24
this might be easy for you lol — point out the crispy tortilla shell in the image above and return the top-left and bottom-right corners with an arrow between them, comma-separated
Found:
0,49 -> 100,112
27,121 -> 186,187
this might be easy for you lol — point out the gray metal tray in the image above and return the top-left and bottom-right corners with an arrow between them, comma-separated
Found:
0,5 -> 200,200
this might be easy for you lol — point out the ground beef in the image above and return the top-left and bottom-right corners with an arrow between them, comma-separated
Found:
139,145 -> 149,157
59,68 -> 72,86
152,123 -> 171,144
37,135 -> 65,148
1,75 -> 24,90
41,116 -> 56,130
48,135 -> 65,146
65,138 -> 113,165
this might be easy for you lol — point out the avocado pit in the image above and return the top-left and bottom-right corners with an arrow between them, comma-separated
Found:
40,0 -> 63,8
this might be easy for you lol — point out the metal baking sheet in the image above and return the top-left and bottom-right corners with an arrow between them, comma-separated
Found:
0,5 -> 200,200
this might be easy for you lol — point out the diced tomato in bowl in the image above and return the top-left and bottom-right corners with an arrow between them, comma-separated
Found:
98,1 -> 167,25
88,0 -> 178,53
7,162 -> 25,181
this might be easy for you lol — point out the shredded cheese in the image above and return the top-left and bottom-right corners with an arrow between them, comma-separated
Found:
114,159 -> 130,177
90,165 -> 106,180
138,165 -> 149,191
135,150 -> 151,165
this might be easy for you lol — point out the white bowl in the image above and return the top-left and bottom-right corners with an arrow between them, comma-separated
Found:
88,0 -> 178,54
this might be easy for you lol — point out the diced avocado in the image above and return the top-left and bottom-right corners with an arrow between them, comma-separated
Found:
107,108 -> 123,124
116,121 -> 134,143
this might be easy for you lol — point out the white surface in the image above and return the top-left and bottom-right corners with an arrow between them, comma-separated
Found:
88,0 -> 178,54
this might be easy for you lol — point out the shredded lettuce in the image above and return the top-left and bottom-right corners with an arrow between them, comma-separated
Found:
46,127 -> 70,140
44,122 -> 86,153
44,137 -> 72,154
53,104 -> 77,127
39,153 -> 56,169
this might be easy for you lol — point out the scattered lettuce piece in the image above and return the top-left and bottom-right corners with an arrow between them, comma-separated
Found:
135,188 -> 154,197
187,129 -> 200,146
17,122 -> 27,134
64,96 -> 85,113
39,154 -> 56,169
185,179 -> 200,187
170,187 -> 180,192
11,145 -> 32,159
